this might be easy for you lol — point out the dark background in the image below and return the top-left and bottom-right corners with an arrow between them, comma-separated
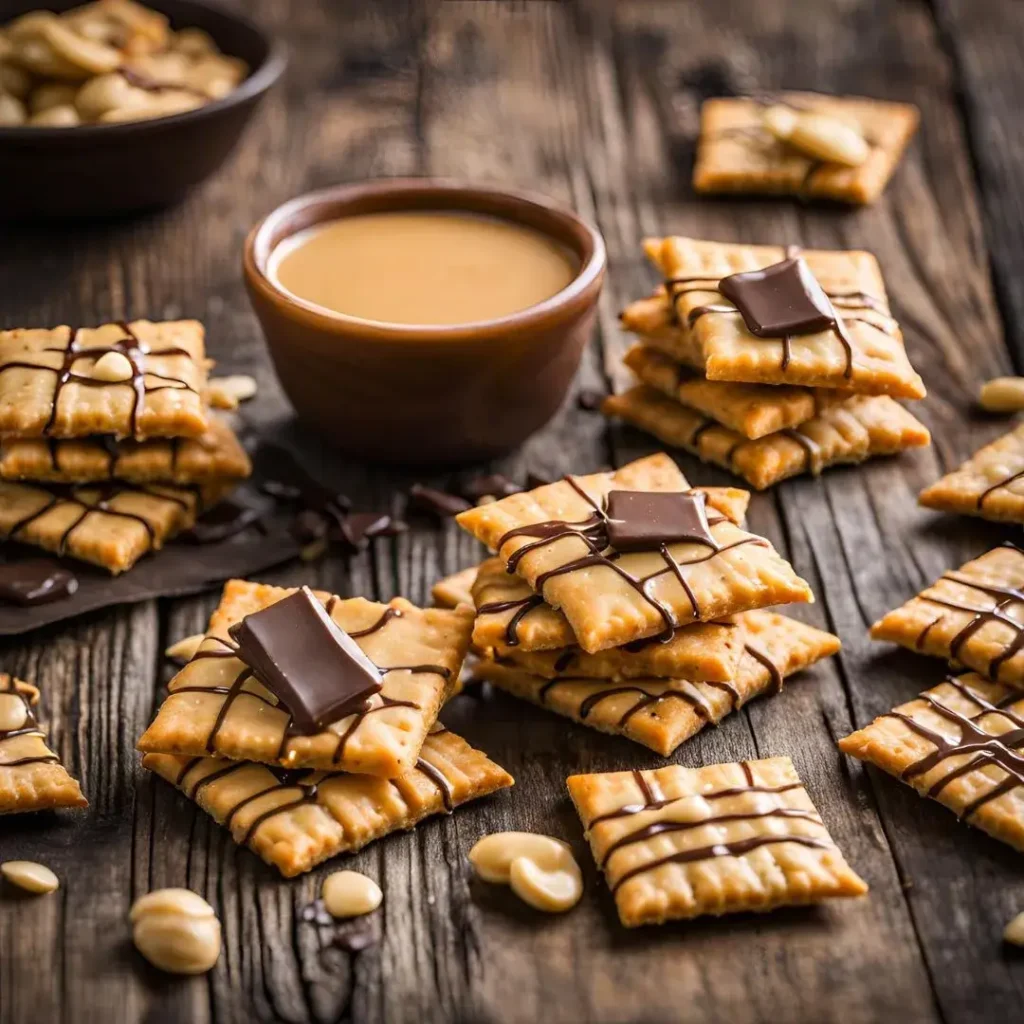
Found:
2,1 -> 1024,1022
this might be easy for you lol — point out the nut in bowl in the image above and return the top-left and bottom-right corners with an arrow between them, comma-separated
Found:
0,0 -> 286,217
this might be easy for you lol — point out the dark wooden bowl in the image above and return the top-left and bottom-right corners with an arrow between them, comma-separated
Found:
0,0 -> 286,219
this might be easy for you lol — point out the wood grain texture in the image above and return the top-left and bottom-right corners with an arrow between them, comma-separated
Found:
2,1 -> 1023,1022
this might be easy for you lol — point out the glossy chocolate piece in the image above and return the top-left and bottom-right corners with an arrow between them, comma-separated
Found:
228,586 -> 382,734
408,485 -> 471,519
718,257 -> 836,337
179,499 -> 264,544
0,560 -> 78,606
605,490 -> 718,553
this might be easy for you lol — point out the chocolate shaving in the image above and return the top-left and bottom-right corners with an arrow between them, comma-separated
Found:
228,586 -> 382,734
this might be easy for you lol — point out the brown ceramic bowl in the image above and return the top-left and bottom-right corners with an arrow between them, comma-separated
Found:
244,180 -> 607,465
0,0 -> 285,219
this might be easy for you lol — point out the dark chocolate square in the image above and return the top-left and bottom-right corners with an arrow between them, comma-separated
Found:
718,257 -> 836,337
605,490 -> 717,552
228,586 -> 382,734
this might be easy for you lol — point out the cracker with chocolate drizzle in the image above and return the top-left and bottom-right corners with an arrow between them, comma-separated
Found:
918,422 -> 1024,524
693,92 -> 919,205
476,611 -> 840,756
456,453 -> 812,654
138,580 -> 474,777
0,416 -> 251,485
643,237 -> 925,398
840,673 -> 1024,853
143,726 -> 512,877
0,674 -> 87,814
0,478 -> 233,574
624,344 -> 822,440
871,544 -> 1024,689
0,321 -> 209,440
603,385 -> 931,490
568,757 -> 868,927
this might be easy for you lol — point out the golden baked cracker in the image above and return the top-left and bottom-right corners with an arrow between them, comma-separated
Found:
477,610 -> 840,755
0,321 -> 208,440
870,544 -> 1024,688
620,290 -> 706,371
138,580 -> 474,778
568,757 -> 867,927
0,479 -> 227,574
839,674 -> 1024,853
0,416 -> 250,485
918,423 -> 1024,524
457,454 -> 810,653
693,93 -> 919,205
625,343 -> 819,439
602,386 -> 930,490
144,726 -> 512,877
0,675 -> 87,815
431,565 -> 478,608
644,237 -> 925,399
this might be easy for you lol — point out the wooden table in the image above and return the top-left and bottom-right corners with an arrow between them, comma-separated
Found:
3,2 -> 1024,1021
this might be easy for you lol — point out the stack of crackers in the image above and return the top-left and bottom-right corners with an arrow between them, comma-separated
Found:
604,236 -> 932,489
0,320 -> 252,574
135,580 -> 513,877
445,454 -> 842,758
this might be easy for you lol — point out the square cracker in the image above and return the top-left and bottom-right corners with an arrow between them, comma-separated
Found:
620,289 -> 706,370
431,565 -> 479,609
870,543 -> 1024,688
457,454 -> 810,653
567,756 -> 867,927
918,423 -> 1024,524
624,343 -> 820,440
0,675 -> 87,815
644,237 -> 925,398
839,674 -> 1024,853
602,385 -> 931,490
477,611 -> 840,756
0,321 -> 209,440
0,416 -> 251,485
137,580 -> 475,777
0,479 -> 226,574
693,93 -> 919,205
144,726 -> 513,877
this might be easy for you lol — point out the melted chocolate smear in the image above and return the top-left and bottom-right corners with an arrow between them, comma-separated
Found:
576,389 -> 606,411
0,560 -> 78,606
179,500 -> 265,544
408,484 -> 471,519
460,473 -> 522,502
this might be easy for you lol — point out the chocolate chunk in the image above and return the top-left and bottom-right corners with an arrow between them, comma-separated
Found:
408,484 -> 471,519
293,508 -> 329,544
718,257 -> 836,337
228,586 -> 382,734
0,560 -> 78,606
577,389 -> 605,411
338,512 -> 396,552
257,445 -> 352,528
605,490 -> 718,552
460,474 -> 522,502
179,500 -> 264,544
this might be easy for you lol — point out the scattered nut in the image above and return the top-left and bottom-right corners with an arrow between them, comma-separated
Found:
164,633 -> 204,664
321,871 -> 383,919
98,90 -> 202,122
0,91 -> 27,125
1004,911 -> 1024,946
130,888 -> 221,975
786,112 -> 869,167
0,60 -> 32,98
469,832 -> 582,913
29,80 -> 79,113
979,376 -> 1024,414
91,350 -> 135,382
0,692 -> 28,732
75,72 -> 148,120
2,861 -> 59,895
40,17 -> 121,76
762,103 -> 798,141
207,374 -> 257,410
28,103 -> 81,127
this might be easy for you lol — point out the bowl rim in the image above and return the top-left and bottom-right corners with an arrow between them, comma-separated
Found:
0,0 -> 287,140
243,178 -> 608,342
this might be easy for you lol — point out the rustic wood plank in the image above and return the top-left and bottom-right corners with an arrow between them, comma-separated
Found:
3,1 -> 1024,1022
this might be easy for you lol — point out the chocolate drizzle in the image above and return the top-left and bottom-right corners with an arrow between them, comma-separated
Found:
0,677 -> 57,769
475,594 -> 545,647
885,677 -> 1024,821
495,478 -> 764,642
0,323 -> 196,439
978,469 -> 1024,509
